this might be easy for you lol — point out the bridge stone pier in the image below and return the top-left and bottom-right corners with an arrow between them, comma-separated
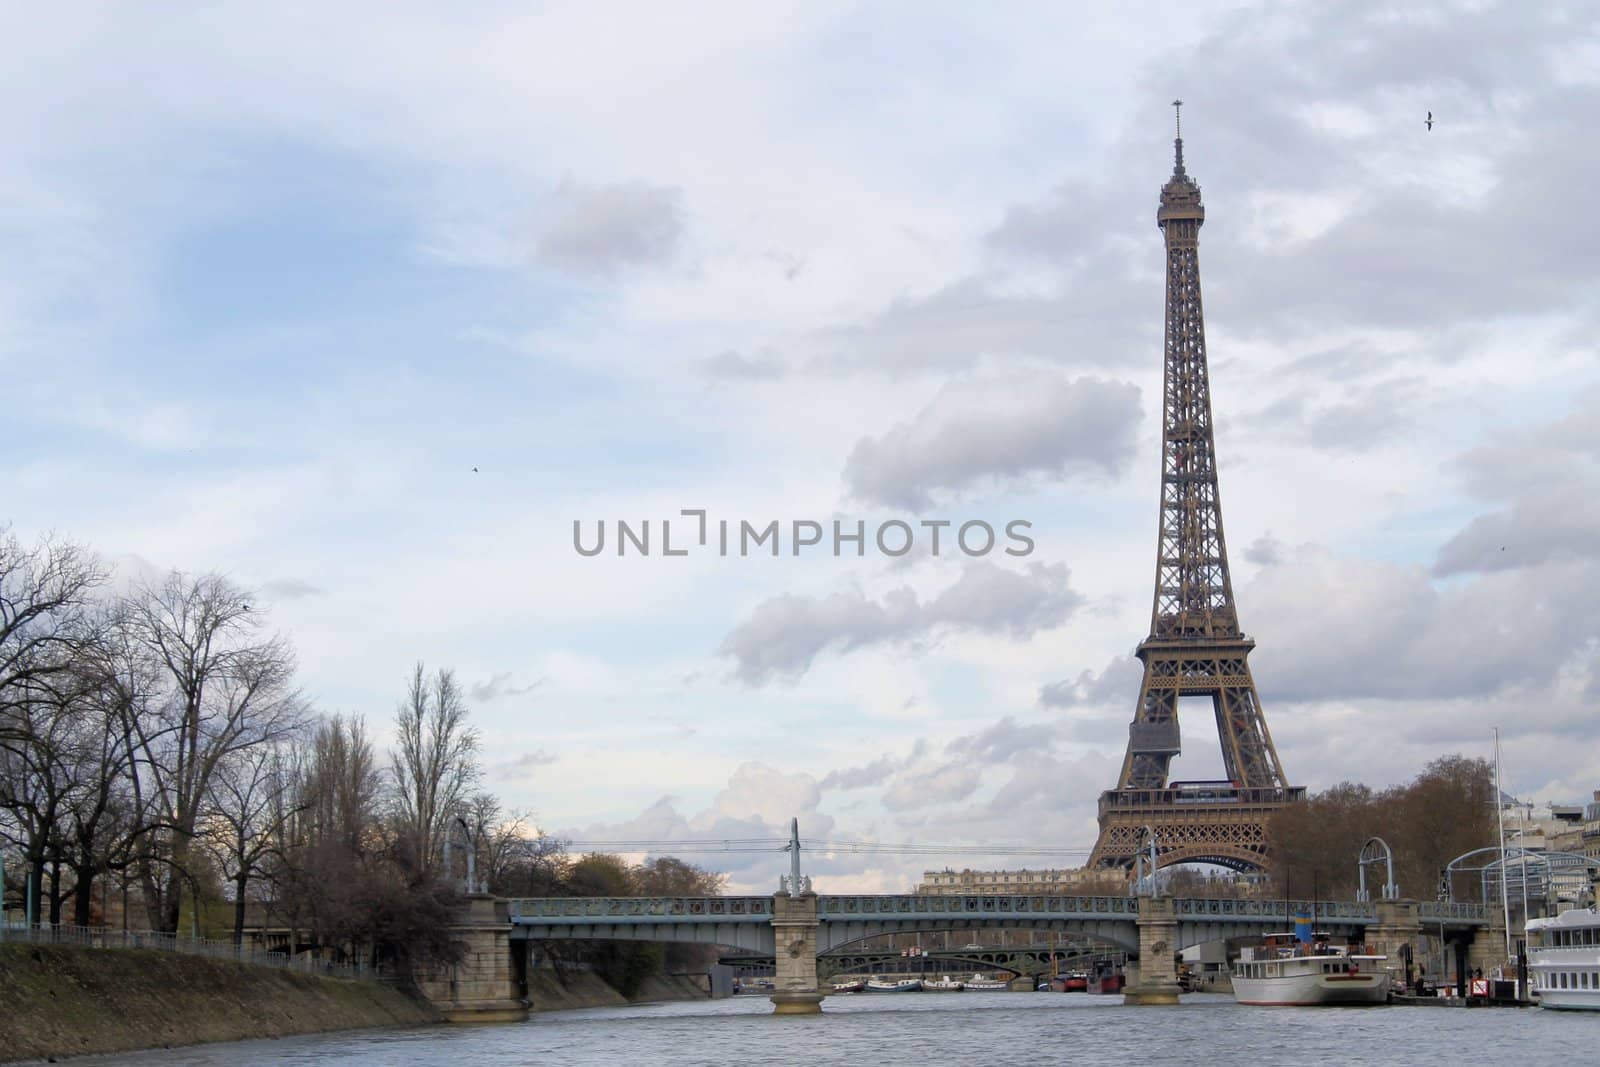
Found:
1364,898 -> 1424,989
1124,896 -> 1181,1005
414,893 -> 529,1023
769,890 -> 824,1014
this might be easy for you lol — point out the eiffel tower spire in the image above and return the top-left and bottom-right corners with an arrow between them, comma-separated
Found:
1087,110 -> 1302,873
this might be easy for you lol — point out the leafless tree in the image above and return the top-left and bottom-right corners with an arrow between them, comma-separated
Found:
265,714 -> 383,959
126,571 -> 307,933
0,529 -> 106,718
204,740 -> 304,944
389,664 -> 479,877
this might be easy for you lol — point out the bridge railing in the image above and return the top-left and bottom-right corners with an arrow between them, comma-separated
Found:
0,921 -> 388,981
1417,901 -> 1491,923
507,897 -> 774,922
1172,898 -> 1378,922
818,895 -> 1137,917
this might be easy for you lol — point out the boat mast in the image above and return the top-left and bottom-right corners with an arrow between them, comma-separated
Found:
1494,727 -> 1513,962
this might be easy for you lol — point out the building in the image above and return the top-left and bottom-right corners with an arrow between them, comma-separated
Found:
915,867 -> 1123,895
1584,791 -> 1600,862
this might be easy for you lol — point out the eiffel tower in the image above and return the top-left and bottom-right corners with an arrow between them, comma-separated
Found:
1087,104 -> 1305,874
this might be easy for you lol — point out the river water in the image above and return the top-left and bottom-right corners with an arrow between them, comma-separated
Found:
55,992 -> 1597,1066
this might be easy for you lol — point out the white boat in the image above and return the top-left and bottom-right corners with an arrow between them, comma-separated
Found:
922,976 -> 964,992
1231,934 -> 1388,1006
864,976 -> 922,993
963,973 -> 1009,991
1527,907 -> 1600,1011
830,978 -> 865,994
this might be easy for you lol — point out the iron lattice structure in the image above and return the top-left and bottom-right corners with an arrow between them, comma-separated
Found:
1088,107 -> 1304,874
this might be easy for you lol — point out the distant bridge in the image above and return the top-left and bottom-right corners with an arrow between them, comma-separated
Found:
506,893 -> 1488,957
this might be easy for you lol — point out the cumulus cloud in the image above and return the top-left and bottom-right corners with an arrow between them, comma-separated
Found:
1040,655 -> 1144,709
1246,546 -> 1600,703
944,716 -> 1055,763
535,181 -> 683,275
1435,392 -> 1600,575
888,749 -> 1119,856
882,762 -> 981,811
558,763 -> 835,891
1243,535 -> 1284,567
1434,494 -> 1600,576
843,372 -> 1141,508
820,755 -> 899,791
719,561 -> 1084,684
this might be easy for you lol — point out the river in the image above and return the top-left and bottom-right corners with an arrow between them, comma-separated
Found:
54,992 -> 1597,1066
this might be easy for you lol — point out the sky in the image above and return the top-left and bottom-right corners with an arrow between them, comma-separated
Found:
4,1 -> 1598,894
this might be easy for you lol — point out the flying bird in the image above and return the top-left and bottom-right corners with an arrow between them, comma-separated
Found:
1425,111 -> 1433,130
472,466 -> 479,473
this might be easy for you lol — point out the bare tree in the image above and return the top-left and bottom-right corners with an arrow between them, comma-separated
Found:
127,571 -> 306,933
389,664 -> 479,876
0,529 -> 106,716
57,603 -> 165,926
204,741 -> 303,944
0,680 -> 78,923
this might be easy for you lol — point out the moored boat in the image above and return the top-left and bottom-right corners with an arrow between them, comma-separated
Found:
1527,906 -> 1600,1012
865,976 -> 922,993
923,976 -> 964,992
1231,934 -> 1387,1006
964,973 -> 1009,991
1087,964 -> 1123,995
830,978 -> 865,994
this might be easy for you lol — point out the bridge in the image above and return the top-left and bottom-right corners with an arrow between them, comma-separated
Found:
413,822 -> 1500,1019
505,892 -> 1404,956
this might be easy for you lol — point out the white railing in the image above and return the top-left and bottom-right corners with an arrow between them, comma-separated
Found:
0,921 -> 390,982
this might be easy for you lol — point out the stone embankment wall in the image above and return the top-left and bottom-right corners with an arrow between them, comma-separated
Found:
524,968 -> 709,1012
0,943 -> 438,1063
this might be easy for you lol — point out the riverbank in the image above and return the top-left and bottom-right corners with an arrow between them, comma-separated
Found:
0,942 -> 437,1063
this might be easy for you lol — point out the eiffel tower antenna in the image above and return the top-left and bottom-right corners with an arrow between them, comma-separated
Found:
1172,99 -> 1185,175
1087,110 -> 1304,874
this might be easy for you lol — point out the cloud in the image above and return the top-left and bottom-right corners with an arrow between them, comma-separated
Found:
261,577 -> 326,600
1435,391 -> 1600,575
882,762 -> 981,811
1246,546 -> 1600,703
843,372 -> 1141,508
557,763 -> 835,890
944,716 -> 1055,764
1434,493 -> 1600,576
823,274 -> 1153,379
1243,535 -> 1285,567
535,181 -> 683,275
470,672 -> 546,702
703,349 -> 785,381
820,755 -> 899,791
1039,655 -> 1144,709
496,750 -> 558,776
719,561 -> 1084,684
